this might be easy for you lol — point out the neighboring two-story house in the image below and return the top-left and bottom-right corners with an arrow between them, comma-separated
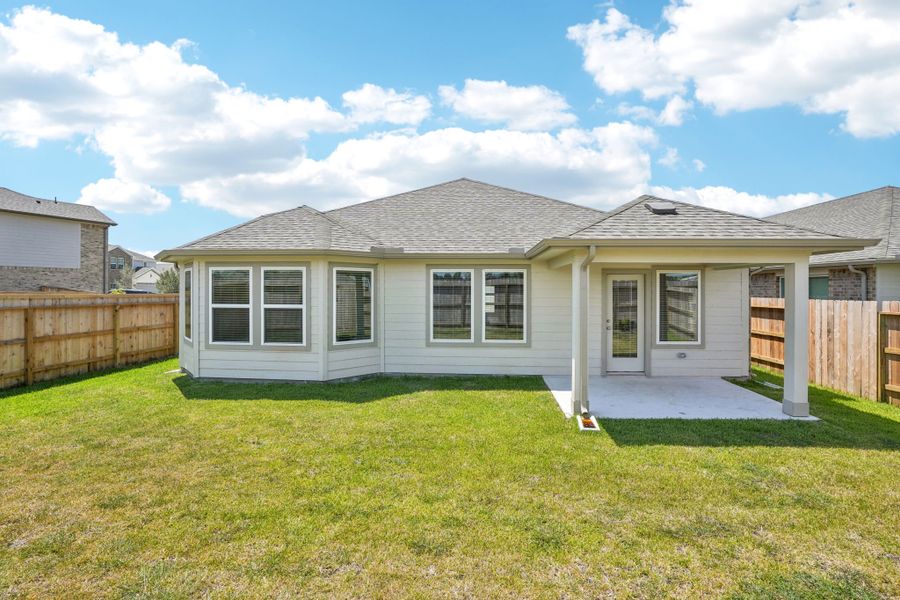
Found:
107,245 -> 157,290
0,187 -> 115,293
750,186 -> 899,301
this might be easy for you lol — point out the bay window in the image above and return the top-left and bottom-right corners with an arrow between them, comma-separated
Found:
262,267 -> 305,345
209,267 -> 251,344
333,267 -> 373,344
656,270 -> 701,344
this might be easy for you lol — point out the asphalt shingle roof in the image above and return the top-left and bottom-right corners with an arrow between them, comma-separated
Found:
109,245 -> 156,262
766,186 -> 899,264
568,196 -> 849,240
0,187 -> 115,225
179,205 -> 379,252
326,179 -> 605,253
168,180 -> 864,258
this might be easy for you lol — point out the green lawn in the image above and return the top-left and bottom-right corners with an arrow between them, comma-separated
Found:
1,361 -> 898,599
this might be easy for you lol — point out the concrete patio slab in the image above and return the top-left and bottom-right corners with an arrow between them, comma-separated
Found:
543,375 -> 818,420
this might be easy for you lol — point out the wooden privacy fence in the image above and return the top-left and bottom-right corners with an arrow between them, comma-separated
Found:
0,293 -> 178,390
750,297 -> 900,404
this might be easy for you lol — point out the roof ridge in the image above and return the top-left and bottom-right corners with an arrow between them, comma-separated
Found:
565,195 -> 653,237
568,194 -> 853,240
325,178 -> 604,217
175,205 -> 308,250
301,205 -> 385,246
768,185 -> 897,219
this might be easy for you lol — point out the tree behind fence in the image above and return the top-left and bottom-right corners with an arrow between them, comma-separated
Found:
750,297 -> 900,404
0,293 -> 178,389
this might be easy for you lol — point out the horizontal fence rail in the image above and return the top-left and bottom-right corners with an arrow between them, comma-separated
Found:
750,297 -> 900,404
0,293 -> 178,389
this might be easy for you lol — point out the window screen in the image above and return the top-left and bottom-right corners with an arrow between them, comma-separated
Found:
484,270 -> 525,341
263,268 -> 304,344
334,269 -> 373,343
657,271 -> 699,343
210,268 -> 250,343
431,270 -> 472,341
183,268 -> 192,340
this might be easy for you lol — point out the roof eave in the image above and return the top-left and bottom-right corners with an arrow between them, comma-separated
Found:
0,206 -> 116,226
156,247 -> 530,262
525,237 -> 881,259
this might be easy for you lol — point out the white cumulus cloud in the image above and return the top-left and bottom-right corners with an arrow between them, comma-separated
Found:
342,83 -> 431,125
569,2 -> 900,137
78,178 -> 171,214
649,185 -> 833,217
439,79 -> 577,130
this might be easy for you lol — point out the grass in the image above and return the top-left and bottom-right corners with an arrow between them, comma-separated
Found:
0,361 -> 898,598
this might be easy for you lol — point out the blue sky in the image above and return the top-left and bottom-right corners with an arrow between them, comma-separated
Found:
0,1 -> 897,255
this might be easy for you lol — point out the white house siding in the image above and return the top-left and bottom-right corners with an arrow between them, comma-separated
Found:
381,259 -> 604,377
875,264 -> 900,301
649,268 -> 750,377
191,258 -> 325,381
0,212 -> 81,268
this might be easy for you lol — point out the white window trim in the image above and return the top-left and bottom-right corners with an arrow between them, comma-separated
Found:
481,268 -> 528,344
261,266 -> 306,347
655,269 -> 702,346
183,267 -> 192,342
429,268 -> 475,343
208,266 -> 253,346
332,266 -> 375,346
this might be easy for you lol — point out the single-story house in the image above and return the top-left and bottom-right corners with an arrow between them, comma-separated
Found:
0,187 -> 116,292
157,179 -> 875,417
750,186 -> 899,301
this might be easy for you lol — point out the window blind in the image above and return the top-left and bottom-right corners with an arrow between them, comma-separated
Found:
657,271 -> 699,343
431,270 -> 472,340
334,269 -> 372,343
211,269 -> 250,343
263,268 -> 304,344
484,270 -> 525,341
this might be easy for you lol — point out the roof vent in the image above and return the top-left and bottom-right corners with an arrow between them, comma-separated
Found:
646,201 -> 677,215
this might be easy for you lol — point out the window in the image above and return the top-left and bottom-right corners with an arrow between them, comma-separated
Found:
430,269 -> 473,342
483,269 -> 526,342
109,257 -> 118,269
209,267 -> 251,344
262,267 -> 305,345
118,257 -> 125,269
657,271 -> 701,344
333,267 -> 373,344
183,268 -> 192,341
779,275 -> 829,299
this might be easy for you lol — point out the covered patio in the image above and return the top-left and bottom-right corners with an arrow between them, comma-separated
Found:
543,375 -> 818,420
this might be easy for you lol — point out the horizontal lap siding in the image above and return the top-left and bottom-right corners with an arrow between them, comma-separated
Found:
195,259 -> 324,381
650,268 -> 749,377
382,260 -> 602,376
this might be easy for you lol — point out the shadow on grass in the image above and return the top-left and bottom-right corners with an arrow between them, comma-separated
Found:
0,357 -> 175,399
601,371 -> 900,449
172,373 -> 548,404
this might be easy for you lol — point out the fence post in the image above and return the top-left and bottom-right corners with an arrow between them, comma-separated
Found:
876,312 -> 887,402
24,302 -> 34,385
172,301 -> 179,354
113,303 -> 121,367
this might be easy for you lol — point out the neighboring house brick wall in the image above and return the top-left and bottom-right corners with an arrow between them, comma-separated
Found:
0,223 -> 107,292
828,266 -> 876,300
108,247 -> 132,290
750,271 -> 779,297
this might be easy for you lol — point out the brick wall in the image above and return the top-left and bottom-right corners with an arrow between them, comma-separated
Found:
827,266 -> 877,300
750,271 -> 779,297
0,223 -> 108,292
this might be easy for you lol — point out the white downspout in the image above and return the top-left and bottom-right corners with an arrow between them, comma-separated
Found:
847,265 -> 867,301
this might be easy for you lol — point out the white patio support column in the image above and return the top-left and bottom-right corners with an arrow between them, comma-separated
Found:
783,259 -> 810,417
571,246 -> 595,416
